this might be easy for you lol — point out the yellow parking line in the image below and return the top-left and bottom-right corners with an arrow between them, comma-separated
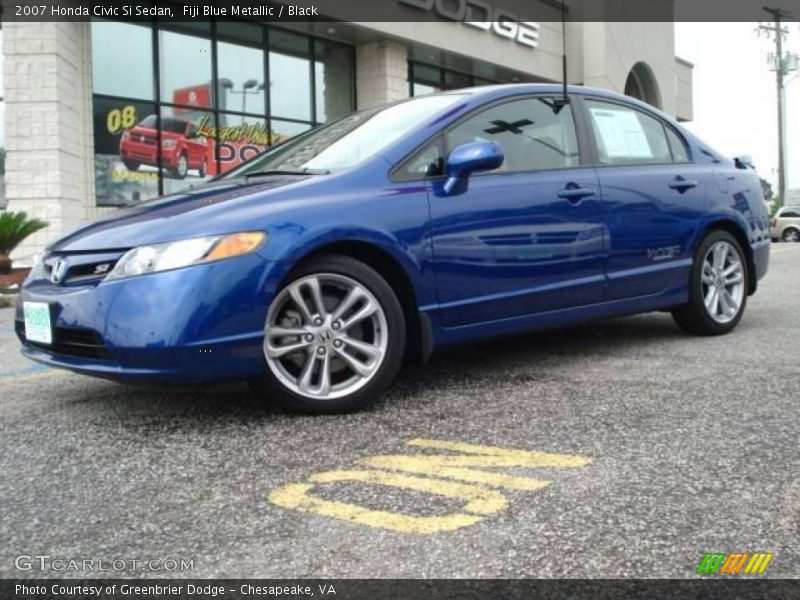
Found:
269,438 -> 593,534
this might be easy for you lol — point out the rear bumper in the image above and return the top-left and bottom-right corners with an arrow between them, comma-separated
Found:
16,253 -> 279,383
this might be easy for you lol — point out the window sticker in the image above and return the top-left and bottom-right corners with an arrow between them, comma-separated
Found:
589,107 -> 653,159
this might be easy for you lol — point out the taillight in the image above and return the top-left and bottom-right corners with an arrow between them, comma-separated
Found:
771,219 -> 777,227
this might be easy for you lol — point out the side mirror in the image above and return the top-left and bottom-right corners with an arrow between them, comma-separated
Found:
443,141 -> 504,195
734,155 -> 754,170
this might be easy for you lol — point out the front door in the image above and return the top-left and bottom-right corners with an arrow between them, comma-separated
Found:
426,96 -> 606,327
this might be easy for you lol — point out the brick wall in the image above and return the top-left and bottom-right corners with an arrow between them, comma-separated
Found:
3,22 -> 94,264
356,41 -> 409,110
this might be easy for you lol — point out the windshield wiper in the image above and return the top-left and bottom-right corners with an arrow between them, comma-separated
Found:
243,168 -> 329,179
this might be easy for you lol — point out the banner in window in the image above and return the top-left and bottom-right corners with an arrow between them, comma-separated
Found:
93,97 -> 160,206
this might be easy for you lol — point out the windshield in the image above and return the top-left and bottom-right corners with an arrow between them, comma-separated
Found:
222,94 -> 468,178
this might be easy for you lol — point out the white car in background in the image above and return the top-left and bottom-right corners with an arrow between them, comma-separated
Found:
771,207 -> 800,243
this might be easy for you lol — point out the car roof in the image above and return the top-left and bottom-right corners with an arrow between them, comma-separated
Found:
440,83 -> 676,122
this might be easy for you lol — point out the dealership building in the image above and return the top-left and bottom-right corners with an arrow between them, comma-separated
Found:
0,7 -> 693,262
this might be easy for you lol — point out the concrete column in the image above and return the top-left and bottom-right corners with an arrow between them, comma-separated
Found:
3,22 -> 94,263
355,40 -> 409,110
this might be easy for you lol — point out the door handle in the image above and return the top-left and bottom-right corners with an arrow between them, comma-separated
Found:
557,186 -> 595,202
668,177 -> 699,193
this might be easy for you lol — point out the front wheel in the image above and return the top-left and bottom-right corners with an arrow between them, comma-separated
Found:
171,152 -> 188,179
256,254 -> 406,414
672,230 -> 748,336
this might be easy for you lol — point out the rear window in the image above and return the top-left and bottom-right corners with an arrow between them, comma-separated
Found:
780,209 -> 800,218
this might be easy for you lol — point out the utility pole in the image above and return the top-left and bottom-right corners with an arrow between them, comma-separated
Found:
758,7 -> 797,207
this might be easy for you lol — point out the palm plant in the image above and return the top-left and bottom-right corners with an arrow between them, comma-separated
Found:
0,211 -> 48,274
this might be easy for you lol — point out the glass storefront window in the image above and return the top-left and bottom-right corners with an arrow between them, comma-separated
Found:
217,41 -> 265,115
409,62 -> 500,97
159,29 -> 212,109
269,30 -> 312,121
215,113 -> 272,176
271,120 -> 312,146
160,105 -> 214,196
91,21 -> 354,206
91,21 -> 154,100
93,97 -> 160,206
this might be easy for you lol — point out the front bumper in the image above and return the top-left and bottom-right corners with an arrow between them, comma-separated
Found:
16,254 -> 281,383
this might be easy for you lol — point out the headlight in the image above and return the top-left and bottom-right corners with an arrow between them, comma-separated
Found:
161,138 -> 177,149
106,232 -> 266,281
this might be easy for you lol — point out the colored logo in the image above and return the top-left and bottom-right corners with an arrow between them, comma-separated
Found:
696,552 -> 774,575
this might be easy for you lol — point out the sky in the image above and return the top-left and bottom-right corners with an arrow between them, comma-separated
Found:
675,22 -> 800,195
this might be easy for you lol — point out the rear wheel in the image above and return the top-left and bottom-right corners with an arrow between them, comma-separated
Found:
123,160 -> 140,171
672,230 -> 748,336
256,254 -> 406,413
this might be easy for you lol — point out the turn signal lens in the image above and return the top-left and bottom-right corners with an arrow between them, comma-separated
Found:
207,232 -> 266,261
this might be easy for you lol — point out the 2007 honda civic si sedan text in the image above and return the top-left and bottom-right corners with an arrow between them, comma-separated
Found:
16,85 -> 771,413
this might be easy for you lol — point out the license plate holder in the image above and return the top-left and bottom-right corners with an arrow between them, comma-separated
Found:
23,301 -> 53,345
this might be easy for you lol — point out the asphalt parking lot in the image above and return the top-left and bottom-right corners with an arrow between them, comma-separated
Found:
1,244 -> 798,579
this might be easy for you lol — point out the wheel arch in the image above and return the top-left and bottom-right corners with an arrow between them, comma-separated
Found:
280,239 -> 432,364
698,218 -> 757,295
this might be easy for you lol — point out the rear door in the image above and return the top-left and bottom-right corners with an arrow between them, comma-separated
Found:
581,97 -> 707,300
423,95 -> 606,327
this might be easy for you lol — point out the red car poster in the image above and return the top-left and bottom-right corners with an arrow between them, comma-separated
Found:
93,83 -> 285,206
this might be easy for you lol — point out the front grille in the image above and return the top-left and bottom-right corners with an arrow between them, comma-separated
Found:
18,320 -> 112,360
43,252 -> 123,285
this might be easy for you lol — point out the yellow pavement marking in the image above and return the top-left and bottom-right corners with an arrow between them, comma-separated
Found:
268,438 -> 592,534
269,469 -> 507,535
358,438 -> 590,490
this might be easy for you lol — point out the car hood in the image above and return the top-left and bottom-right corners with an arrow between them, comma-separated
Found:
50,175 -> 318,253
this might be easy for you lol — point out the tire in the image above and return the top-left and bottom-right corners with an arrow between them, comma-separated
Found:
672,230 -> 749,336
171,152 -> 188,179
123,160 -> 140,171
782,228 -> 800,243
255,254 -> 406,414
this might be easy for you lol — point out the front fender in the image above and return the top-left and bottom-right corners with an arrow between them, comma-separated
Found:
256,225 -> 434,309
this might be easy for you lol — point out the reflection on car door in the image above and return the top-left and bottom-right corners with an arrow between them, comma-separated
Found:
427,96 -> 606,327
583,98 -> 706,300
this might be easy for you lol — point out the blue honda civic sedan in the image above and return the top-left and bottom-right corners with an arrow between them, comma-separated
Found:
17,85 -> 770,412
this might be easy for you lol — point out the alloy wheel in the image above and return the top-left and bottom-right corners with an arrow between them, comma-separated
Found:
783,229 -> 800,243
264,273 -> 389,400
701,241 -> 745,324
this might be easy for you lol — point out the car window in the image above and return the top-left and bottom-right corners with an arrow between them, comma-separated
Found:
586,99 -> 672,166
781,210 -> 800,218
665,126 -> 690,162
401,137 -> 444,179
222,94 -> 468,177
445,97 -> 580,173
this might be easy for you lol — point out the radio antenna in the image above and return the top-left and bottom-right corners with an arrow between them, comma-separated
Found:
554,0 -> 569,113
